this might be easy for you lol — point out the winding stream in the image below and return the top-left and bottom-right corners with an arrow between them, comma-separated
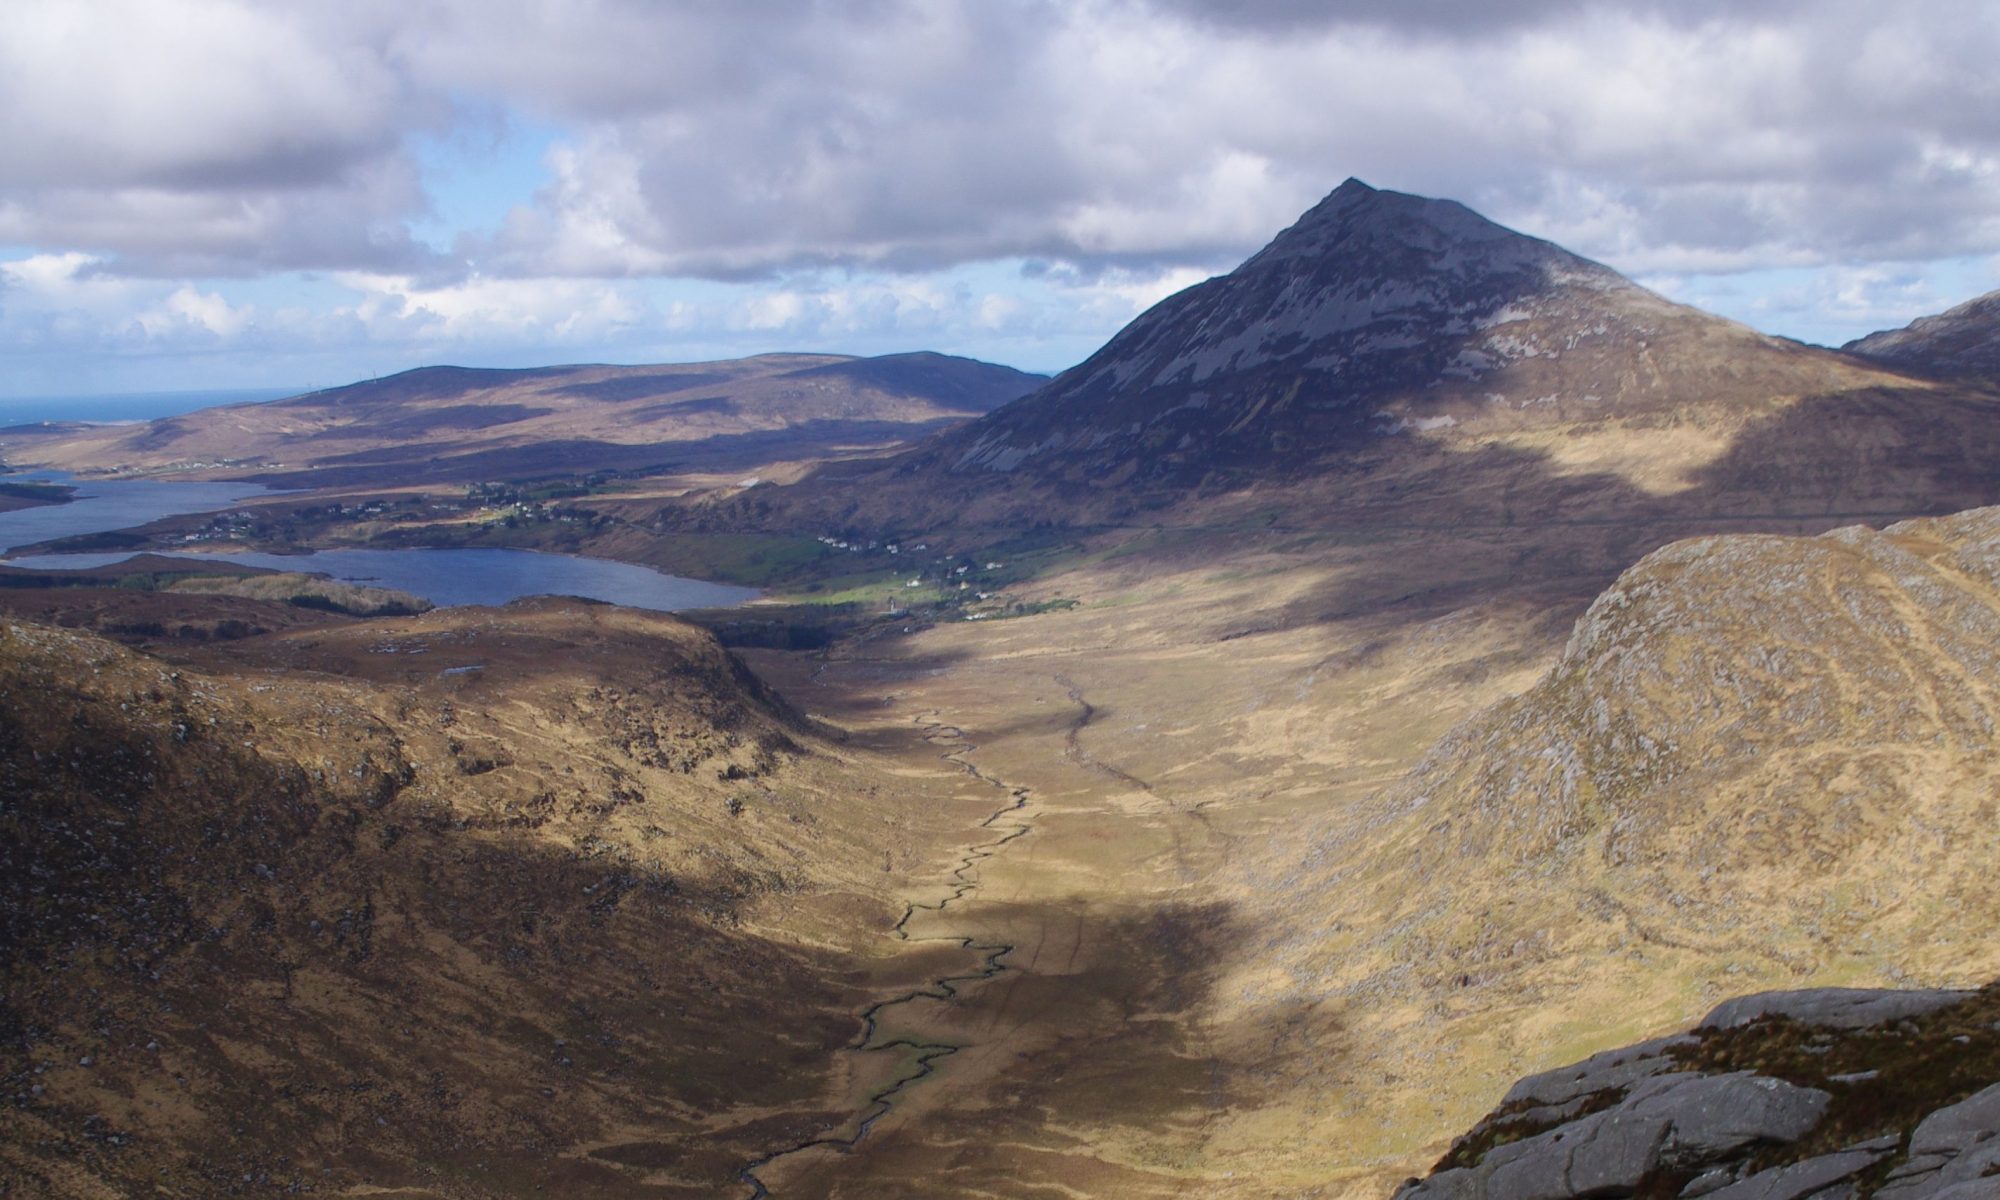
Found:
735,702 -> 1061,1197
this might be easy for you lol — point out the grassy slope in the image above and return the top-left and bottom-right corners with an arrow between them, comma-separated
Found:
0,601 -> 1019,1197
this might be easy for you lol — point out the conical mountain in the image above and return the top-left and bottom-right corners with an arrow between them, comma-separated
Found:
711,181 -> 1999,535
920,179 -> 1874,491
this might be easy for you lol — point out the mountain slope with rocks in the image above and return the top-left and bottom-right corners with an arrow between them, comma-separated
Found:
1225,507 -> 2000,1194
930,177 -> 1790,483
1846,289 -> 2000,382
711,182 -> 1998,536
0,601 -> 989,1196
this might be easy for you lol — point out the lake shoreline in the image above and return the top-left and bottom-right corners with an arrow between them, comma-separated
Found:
0,473 -> 759,614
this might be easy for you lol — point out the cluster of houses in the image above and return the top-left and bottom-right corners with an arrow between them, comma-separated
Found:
177,510 -> 259,544
812,532 -> 1019,620
815,534 -> 930,556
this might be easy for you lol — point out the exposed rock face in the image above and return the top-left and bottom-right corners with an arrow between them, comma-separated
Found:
1704,990 -> 1981,1033
1846,290 -> 2000,381
1875,1085 -> 2000,1198
1396,986 -> 2000,1200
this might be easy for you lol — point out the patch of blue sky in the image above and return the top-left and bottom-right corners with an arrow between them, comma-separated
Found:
1644,256 -> 2000,349
406,102 -> 568,252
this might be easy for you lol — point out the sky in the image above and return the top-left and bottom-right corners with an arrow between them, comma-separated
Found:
2,0 -> 1998,398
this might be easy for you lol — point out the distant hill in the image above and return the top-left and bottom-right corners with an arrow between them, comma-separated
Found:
1845,288 -> 2000,381
0,351 -> 1045,488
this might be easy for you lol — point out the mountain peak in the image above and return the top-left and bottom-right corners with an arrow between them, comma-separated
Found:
1246,179 -> 1599,280
929,181 -> 1795,487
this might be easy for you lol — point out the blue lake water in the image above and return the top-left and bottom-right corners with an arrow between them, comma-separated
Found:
0,472 -> 756,613
5,547 -> 759,611
0,471 -> 274,553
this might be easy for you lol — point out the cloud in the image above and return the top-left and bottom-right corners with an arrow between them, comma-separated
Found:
0,0 -> 436,275
0,1 -> 411,190
435,0 -> 2000,281
0,242 -> 1205,392
137,287 -> 252,339
2,0 -> 1999,381
332,271 -> 651,343
1144,0 -> 1821,38
1641,257 -> 2000,347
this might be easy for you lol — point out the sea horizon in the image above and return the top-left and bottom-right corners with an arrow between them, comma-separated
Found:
0,386 -> 305,426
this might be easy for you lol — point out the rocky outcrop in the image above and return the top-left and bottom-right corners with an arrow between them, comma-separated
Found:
1875,1085 -> 2000,1199
1395,985 -> 2000,1200
1703,991 -> 1980,1034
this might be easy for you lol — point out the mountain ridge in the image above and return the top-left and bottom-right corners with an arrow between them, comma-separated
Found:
922,177 -> 1788,483
1845,287 -> 2000,381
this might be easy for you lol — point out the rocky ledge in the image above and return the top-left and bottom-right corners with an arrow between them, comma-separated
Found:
1396,985 -> 2000,1200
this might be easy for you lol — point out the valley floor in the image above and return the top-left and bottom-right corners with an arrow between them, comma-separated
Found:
724,530 -> 1587,1199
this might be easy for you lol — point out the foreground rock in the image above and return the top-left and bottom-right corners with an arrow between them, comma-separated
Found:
1395,985 -> 2000,1200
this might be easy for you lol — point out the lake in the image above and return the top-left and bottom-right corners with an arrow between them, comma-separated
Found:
0,471 -> 274,553
0,473 -> 756,613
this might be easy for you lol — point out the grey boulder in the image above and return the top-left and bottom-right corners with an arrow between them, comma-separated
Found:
1700,989 -> 1977,1032
1400,1073 -> 1831,1200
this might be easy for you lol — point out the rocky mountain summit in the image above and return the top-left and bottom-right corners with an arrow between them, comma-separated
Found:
916,178 -> 1868,490
734,179 -> 2000,540
1396,985 -> 2000,1200
1846,289 -> 2000,382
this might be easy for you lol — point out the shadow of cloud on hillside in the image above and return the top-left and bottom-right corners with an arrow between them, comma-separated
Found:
245,418 -> 974,490
1680,383 -> 2000,519
0,658 -> 1309,1198
304,365 -> 576,407
1186,379 -> 2000,643
728,894 -> 1318,1196
554,371 -> 735,402
0,704 -> 899,1196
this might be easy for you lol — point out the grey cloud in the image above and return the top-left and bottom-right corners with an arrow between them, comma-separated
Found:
1141,0 -> 1815,37
0,0 -> 441,275
0,165 -> 443,279
465,0 -> 2000,281
3,0 -> 2000,287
